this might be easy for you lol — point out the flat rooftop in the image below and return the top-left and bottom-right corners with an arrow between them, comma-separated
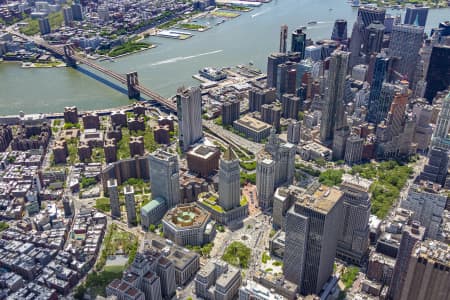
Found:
188,145 -> 219,159
234,115 -> 271,132
341,174 -> 372,192
413,240 -> 450,267
297,184 -> 343,213
151,149 -> 176,161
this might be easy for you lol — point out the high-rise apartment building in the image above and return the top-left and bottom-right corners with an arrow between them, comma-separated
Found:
281,93 -> 300,120
38,18 -> 51,35
283,184 -> 343,295
337,174 -> 372,265
260,102 -> 281,130
218,147 -> 241,211
248,88 -> 276,112
222,98 -> 240,126
177,87 -> 203,152
320,50 -> 349,144
124,185 -> 137,226
108,179 -> 121,218
149,150 -> 180,208
63,6 -> 73,26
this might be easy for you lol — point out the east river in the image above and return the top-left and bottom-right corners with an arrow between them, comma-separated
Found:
0,0 -> 449,114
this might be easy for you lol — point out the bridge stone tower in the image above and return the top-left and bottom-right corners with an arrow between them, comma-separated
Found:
63,45 -> 77,68
126,72 -> 140,100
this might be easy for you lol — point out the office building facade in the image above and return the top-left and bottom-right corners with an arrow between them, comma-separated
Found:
320,50 -> 349,144
388,24 -> 424,81
283,185 -> 343,295
337,174 -> 372,265
218,147 -> 241,211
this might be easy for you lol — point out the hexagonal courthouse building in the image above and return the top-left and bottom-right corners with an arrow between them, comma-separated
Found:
162,203 -> 215,247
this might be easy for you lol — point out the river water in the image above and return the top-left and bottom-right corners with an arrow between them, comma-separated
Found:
1,0 -> 449,114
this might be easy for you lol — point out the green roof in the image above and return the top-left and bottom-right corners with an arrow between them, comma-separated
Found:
141,197 -> 166,214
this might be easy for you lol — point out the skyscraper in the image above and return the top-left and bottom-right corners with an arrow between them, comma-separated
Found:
177,87 -> 203,152
370,82 -> 396,125
344,134 -> 364,165
337,174 -> 372,265
418,147 -> 449,186
218,146 -> 241,211
279,24 -> 288,53
221,97 -> 240,126
331,19 -> 348,42
388,24 -> 424,81
404,5 -> 429,27
363,21 -> 385,55
283,185 -> 343,295
281,93 -> 300,120
431,91 -> 450,151
296,59 -> 313,88
108,179 -> 121,218
267,53 -> 287,88
256,157 -> 275,210
424,45 -> 450,102
400,240 -> 450,300
320,50 -> 349,144
401,181 -> 446,239
124,186 -> 137,226
388,221 -> 425,300
287,119 -> 301,144
149,150 -> 180,208
291,28 -> 306,59
349,6 -> 386,66
349,16 -> 365,68
357,6 -> 386,27
367,53 -> 390,124
276,61 -> 297,98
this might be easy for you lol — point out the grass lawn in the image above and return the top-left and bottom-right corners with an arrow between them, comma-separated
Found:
177,23 -> 208,31
212,10 -> 240,18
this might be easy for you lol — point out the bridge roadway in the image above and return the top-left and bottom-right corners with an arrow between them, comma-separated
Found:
32,38 -> 177,112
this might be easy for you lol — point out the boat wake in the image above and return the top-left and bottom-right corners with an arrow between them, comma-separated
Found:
149,50 -> 223,66
251,9 -> 270,18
